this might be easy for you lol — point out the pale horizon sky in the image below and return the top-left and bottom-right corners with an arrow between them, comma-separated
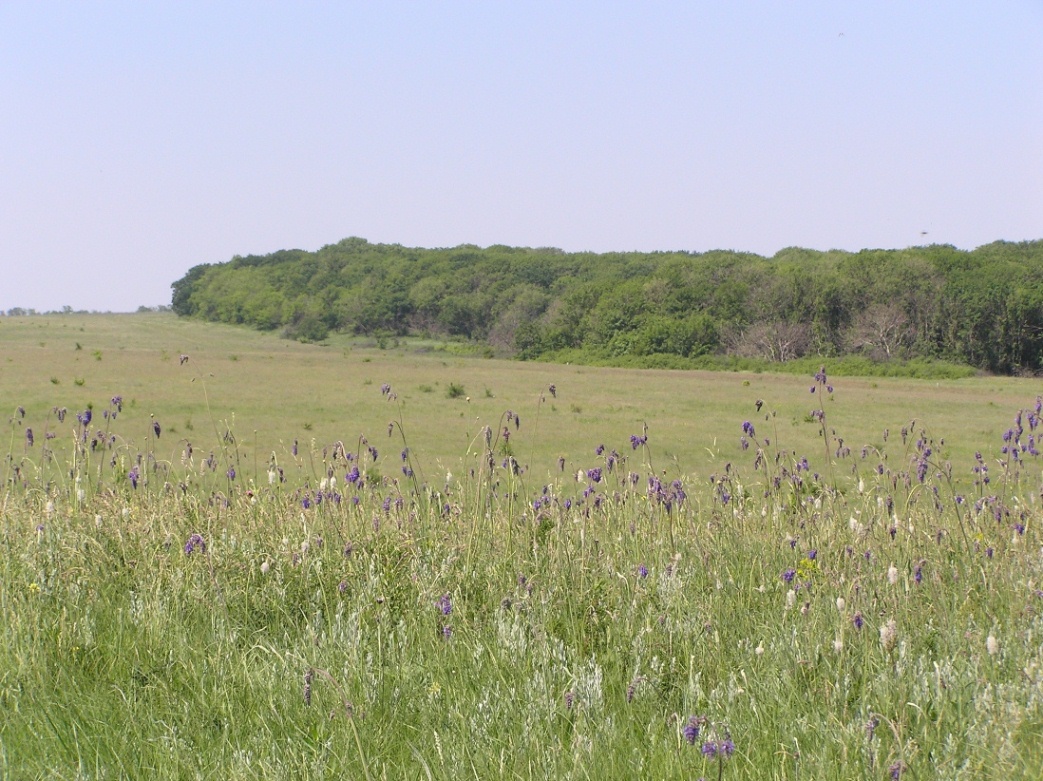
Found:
2,2 -> 1041,313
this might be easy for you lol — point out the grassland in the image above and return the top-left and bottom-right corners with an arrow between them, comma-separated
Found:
2,313 -> 1042,779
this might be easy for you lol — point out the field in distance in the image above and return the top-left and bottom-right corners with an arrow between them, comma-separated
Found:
0,312 -> 1033,488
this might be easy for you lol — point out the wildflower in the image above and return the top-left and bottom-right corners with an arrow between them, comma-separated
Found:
852,611 -> 864,630
128,466 -> 139,489
702,738 -> 735,759
227,467 -> 236,481
782,568 -> 796,584
549,384 -> 556,397
836,597 -> 846,612
889,760 -> 906,779
785,589 -> 796,609
437,593 -> 452,616
682,715 -> 705,745
879,618 -> 898,652
260,561 -> 270,574
25,428 -> 33,447
184,533 -> 206,555
626,677 -> 643,703
742,421 -> 755,437
638,564 -> 649,579
152,420 -> 161,438
986,634 -> 999,656
887,564 -> 899,585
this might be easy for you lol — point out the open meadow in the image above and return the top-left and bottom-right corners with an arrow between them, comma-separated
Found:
2,313 -> 1043,778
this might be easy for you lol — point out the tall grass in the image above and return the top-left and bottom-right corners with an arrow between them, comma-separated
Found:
1,316 -> 1042,778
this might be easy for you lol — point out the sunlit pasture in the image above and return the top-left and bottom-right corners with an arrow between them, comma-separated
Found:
2,313 -> 1042,779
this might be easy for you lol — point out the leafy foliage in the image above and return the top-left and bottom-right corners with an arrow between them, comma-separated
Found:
171,238 -> 1043,374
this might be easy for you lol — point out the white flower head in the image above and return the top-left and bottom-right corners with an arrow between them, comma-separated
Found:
887,564 -> 899,585
986,634 -> 1000,656
880,619 -> 898,652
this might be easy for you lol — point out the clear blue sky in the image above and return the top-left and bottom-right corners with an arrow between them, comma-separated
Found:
2,1 -> 1040,312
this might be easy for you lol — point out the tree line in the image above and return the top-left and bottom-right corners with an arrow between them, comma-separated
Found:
170,237 -> 1043,375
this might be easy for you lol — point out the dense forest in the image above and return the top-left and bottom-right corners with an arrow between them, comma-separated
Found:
171,238 -> 1043,375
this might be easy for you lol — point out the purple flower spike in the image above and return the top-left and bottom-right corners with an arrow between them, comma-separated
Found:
437,593 -> 452,615
682,715 -> 704,745
184,533 -> 206,554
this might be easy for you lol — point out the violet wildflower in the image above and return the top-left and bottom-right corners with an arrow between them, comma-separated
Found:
682,715 -> 704,745
437,593 -> 452,615
549,384 -> 556,397
152,420 -> 161,438
852,611 -> 864,630
25,428 -> 33,447
626,678 -> 641,703
782,568 -> 796,584
742,421 -> 755,437
638,564 -> 649,579
184,533 -> 206,554
227,467 -> 236,481
128,466 -> 139,489
889,760 -> 906,779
